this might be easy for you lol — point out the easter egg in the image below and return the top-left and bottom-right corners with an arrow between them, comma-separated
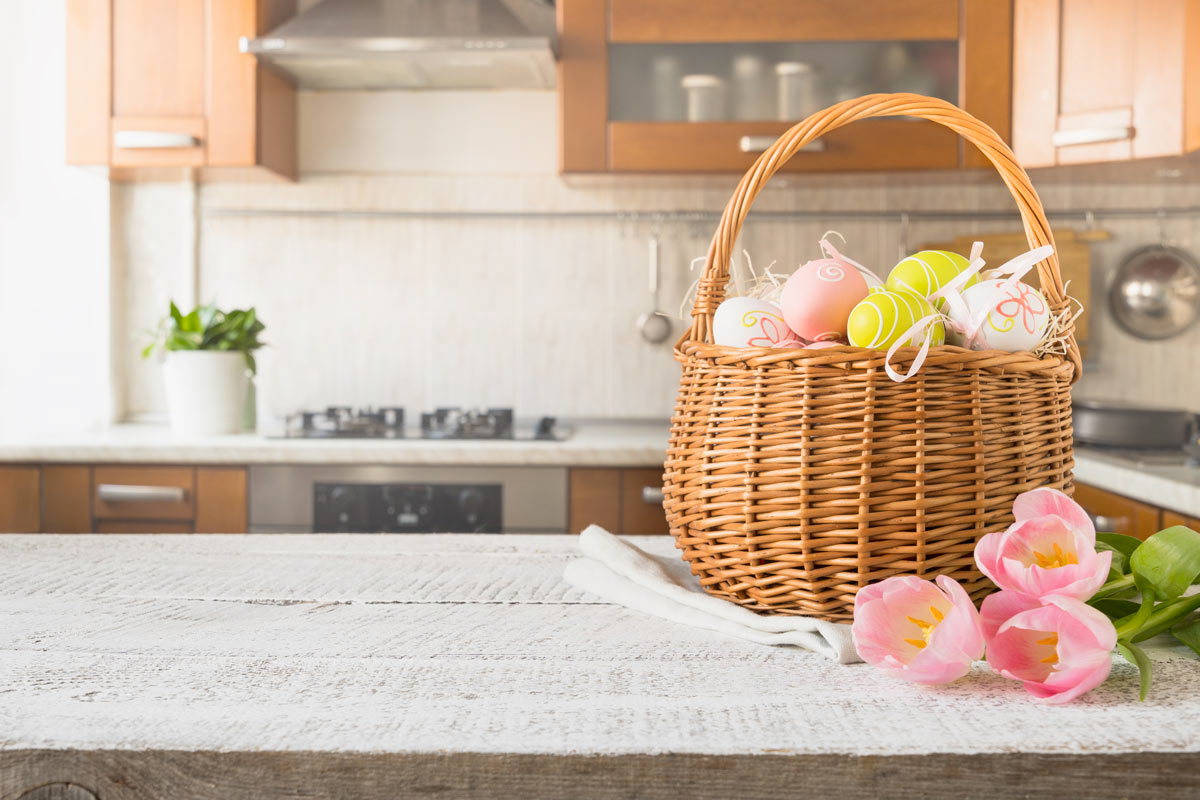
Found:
803,338 -> 845,350
712,296 -> 805,349
949,279 -> 1050,352
780,259 -> 869,342
886,249 -> 978,310
847,288 -> 946,351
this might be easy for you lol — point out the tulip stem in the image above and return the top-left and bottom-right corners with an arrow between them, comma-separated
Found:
1130,594 -> 1200,643
1090,573 -> 1136,601
1115,594 -> 1157,639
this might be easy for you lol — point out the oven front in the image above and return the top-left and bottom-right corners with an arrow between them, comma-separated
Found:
249,465 -> 568,534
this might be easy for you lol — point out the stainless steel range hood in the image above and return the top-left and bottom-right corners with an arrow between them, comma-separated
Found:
241,0 -> 557,90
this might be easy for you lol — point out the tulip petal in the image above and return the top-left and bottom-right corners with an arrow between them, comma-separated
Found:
980,590 -> 1040,640
1014,488 -> 1094,541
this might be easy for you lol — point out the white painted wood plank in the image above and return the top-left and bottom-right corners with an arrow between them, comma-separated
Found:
1,535 -> 1198,759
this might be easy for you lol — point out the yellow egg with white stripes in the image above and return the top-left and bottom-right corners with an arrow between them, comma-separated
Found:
886,249 -> 978,310
847,288 -> 946,351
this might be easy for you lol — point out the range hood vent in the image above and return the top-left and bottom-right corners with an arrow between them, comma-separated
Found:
241,0 -> 557,90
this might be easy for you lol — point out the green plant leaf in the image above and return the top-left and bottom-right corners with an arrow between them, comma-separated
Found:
145,301 -> 266,362
1096,533 -> 1140,576
1117,640 -> 1153,701
1097,532 -> 1142,560
1091,598 -> 1141,620
1171,619 -> 1200,657
1130,594 -> 1200,642
1130,526 -> 1200,601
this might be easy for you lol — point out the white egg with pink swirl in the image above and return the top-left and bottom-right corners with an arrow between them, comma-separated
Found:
780,258 -> 870,342
712,297 -> 805,349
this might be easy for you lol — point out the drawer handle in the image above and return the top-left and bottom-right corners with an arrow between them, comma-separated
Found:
642,486 -> 665,505
1051,126 -> 1134,148
113,131 -> 201,149
1089,513 -> 1126,532
740,135 -> 826,153
97,484 -> 186,503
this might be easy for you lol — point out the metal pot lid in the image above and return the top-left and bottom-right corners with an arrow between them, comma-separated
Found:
1108,244 -> 1200,340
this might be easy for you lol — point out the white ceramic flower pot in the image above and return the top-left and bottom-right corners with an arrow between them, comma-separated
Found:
162,351 -> 250,436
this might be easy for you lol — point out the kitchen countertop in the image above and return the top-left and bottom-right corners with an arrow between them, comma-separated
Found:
3,423 -> 1199,516
0,420 -> 671,467
1,534 -> 1197,799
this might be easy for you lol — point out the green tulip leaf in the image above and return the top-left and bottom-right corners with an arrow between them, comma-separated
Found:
1091,598 -> 1142,621
1097,532 -> 1142,561
1129,526 -> 1200,601
1117,640 -> 1153,702
1171,619 -> 1200,658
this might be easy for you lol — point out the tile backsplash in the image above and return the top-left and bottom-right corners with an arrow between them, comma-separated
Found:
116,169 -> 1200,423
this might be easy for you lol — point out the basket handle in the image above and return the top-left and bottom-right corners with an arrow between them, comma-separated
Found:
685,93 -> 1080,374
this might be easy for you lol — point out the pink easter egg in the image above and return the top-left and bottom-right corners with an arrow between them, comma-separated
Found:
803,338 -> 846,350
780,259 -> 869,341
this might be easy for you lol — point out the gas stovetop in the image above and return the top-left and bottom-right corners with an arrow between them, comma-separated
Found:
280,407 -> 567,441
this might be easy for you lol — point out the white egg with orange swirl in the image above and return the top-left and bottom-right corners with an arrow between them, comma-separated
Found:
948,278 -> 1050,352
712,296 -> 805,349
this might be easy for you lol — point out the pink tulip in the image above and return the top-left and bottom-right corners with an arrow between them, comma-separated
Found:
852,575 -> 985,684
985,594 -> 1117,704
975,487 -> 1111,601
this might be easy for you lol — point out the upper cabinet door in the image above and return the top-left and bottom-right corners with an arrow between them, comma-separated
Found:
559,0 -> 1012,173
1013,0 -> 1200,168
66,0 -> 296,179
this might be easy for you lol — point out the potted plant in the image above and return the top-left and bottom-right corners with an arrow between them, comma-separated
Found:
144,302 -> 266,436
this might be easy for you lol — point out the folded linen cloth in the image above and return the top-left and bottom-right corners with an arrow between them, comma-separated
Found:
563,525 -> 861,664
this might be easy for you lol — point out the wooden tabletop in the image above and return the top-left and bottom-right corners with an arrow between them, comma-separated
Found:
1,534 -> 1197,800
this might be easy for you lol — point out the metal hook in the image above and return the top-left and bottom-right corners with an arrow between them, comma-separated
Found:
1157,208 -> 1170,248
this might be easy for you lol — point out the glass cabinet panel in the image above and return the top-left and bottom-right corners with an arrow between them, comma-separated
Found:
609,41 -> 959,123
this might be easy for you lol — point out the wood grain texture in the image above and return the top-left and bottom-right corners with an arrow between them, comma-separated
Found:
1012,0 -> 1060,168
94,520 -> 193,533
110,0 -> 205,118
1162,510 -> 1200,530
206,0 -> 258,167
40,466 -> 92,533
608,120 -> 960,173
569,468 -> 621,534
0,534 -> 1197,768
91,466 -> 195,521
3,750 -> 1199,800
557,0 -> 607,172
619,468 -> 668,534
608,0 -> 959,42
960,0 -> 1012,168
0,468 -> 39,533
1074,482 -> 1163,540
64,0 -> 111,164
194,467 -> 248,533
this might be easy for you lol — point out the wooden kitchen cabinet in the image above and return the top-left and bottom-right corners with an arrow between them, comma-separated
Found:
0,464 -> 249,534
0,466 -> 41,532
1073,482 -> 1170,540
66,0 -> 297,180
1013,0 -> 1200,167
559,0 -> 1012,173
569,467 -> 668,535
1161,510 -> 1200,531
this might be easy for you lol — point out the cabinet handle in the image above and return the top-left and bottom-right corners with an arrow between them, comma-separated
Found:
1051,127 -> 1134,148
113,131 -> 201,149
740,135 -> 826,153
1088,513 -> 1126,532
641,486 -> 665,505
97,484 -> 186,503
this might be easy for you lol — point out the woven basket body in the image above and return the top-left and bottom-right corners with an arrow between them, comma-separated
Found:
664,94 -> 1080,622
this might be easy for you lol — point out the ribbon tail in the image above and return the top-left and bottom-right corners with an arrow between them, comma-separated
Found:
884,314 -> 938,383
820,234 -> 885,287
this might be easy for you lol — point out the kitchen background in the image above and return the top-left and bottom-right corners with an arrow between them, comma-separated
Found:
4,1 -> 1200,439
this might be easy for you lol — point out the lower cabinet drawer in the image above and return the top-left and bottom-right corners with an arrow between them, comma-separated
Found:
96,520 -> 194,533
568,467 -> 668,535
92,466 -> 196,521
1072,482 -> 1162,540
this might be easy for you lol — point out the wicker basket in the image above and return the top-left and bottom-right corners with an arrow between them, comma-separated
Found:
664,94 -> 1081,622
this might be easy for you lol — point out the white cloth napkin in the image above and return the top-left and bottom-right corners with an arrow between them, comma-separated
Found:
563,525 -> 861,664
